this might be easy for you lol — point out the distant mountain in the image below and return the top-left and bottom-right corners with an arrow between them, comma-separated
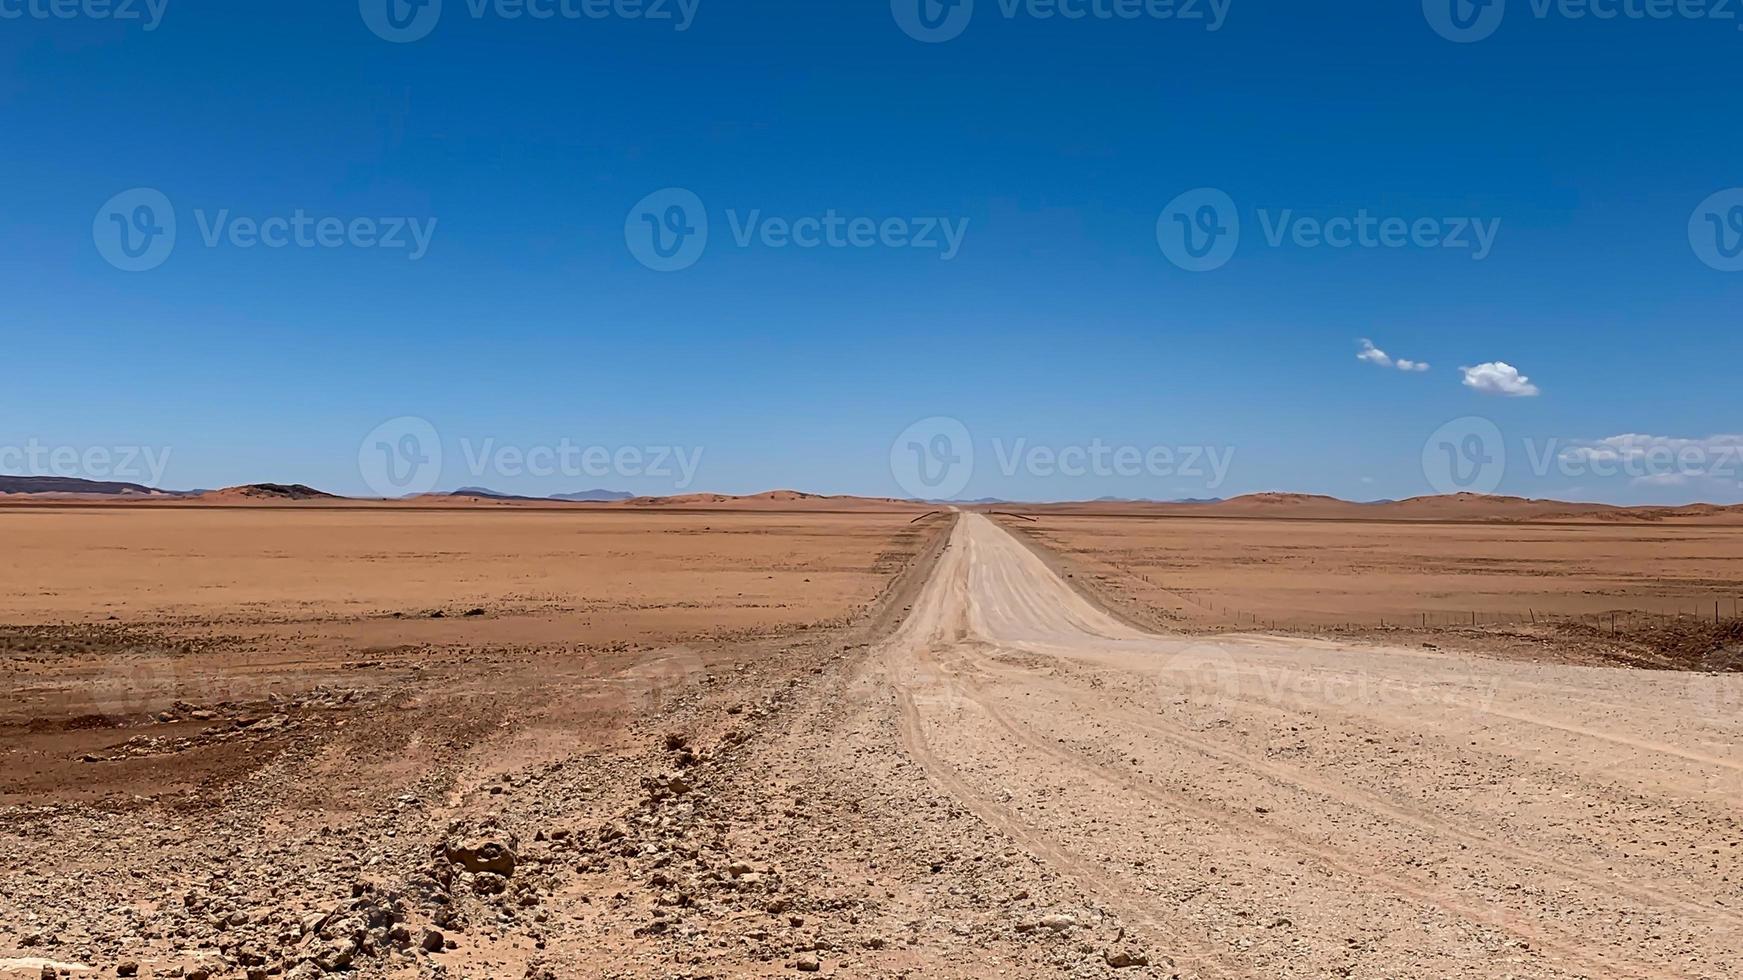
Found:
0,475 -> 182,496
551,489 -> 634,502
429,487 -> 635,502
440,487 -> 541,501
201,484 -> 338,501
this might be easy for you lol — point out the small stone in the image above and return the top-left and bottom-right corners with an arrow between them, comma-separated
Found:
1105,948 -> 1150,968
795,953 -> 821,972
1039,913 -> 1077,933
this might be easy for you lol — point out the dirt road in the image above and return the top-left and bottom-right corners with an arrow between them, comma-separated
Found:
876,513 -> 1743,977
7,510 -> 1743,978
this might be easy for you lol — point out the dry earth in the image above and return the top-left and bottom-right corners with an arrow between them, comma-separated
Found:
999,513 -> 1743,668
5,508 -> 1743,979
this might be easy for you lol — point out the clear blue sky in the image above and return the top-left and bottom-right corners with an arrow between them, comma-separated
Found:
3,1 -> 1738,503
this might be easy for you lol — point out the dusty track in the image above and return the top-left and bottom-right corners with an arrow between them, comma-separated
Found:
8,511 -> 1743,978
875,514 -> 1743,978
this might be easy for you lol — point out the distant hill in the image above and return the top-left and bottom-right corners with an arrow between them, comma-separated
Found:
622,490 -> 923,512
1001,492 -> 1743,524
0,475 -> 181,497
200,484 -> 338,502
551,489 -> 634,502
438,487 -> 548,502
418,487 -> 636,503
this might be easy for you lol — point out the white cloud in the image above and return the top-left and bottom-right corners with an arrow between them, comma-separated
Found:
1357,339 -> 1430,372
1461,361 -> 1540,397
1558,434 -> 1743,487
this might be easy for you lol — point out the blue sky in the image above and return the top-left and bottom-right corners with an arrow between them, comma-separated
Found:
2,0 -> 1739,503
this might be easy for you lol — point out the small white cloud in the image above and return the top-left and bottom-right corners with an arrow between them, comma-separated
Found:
1558,434 -> 1743,489
1358,339 -> 1430,372
1461,361 -> 1540,397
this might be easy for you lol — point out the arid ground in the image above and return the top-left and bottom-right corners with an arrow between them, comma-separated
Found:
997,512 -> 1743,669
4,505 -> 1742,979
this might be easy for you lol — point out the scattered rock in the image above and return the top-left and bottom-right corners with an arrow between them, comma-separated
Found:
1105,947 -> 1150,968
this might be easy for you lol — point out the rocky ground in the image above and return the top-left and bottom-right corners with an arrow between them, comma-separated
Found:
2,514 -> 1169,979
12,510 -> 1740,979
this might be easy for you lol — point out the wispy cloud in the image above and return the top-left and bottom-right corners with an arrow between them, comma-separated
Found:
1558,433 -> 1743,487
1461,361 -> 1540,397
1357,339 -> 1430,372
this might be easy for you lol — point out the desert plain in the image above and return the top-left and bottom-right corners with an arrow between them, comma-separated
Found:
3,498 -> 1743,979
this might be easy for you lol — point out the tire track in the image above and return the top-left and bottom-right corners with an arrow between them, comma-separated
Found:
964,685 -> 1670,980
958,645 -> 1743,935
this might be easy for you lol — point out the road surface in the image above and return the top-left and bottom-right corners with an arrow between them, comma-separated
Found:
875,513 -> 1743,978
